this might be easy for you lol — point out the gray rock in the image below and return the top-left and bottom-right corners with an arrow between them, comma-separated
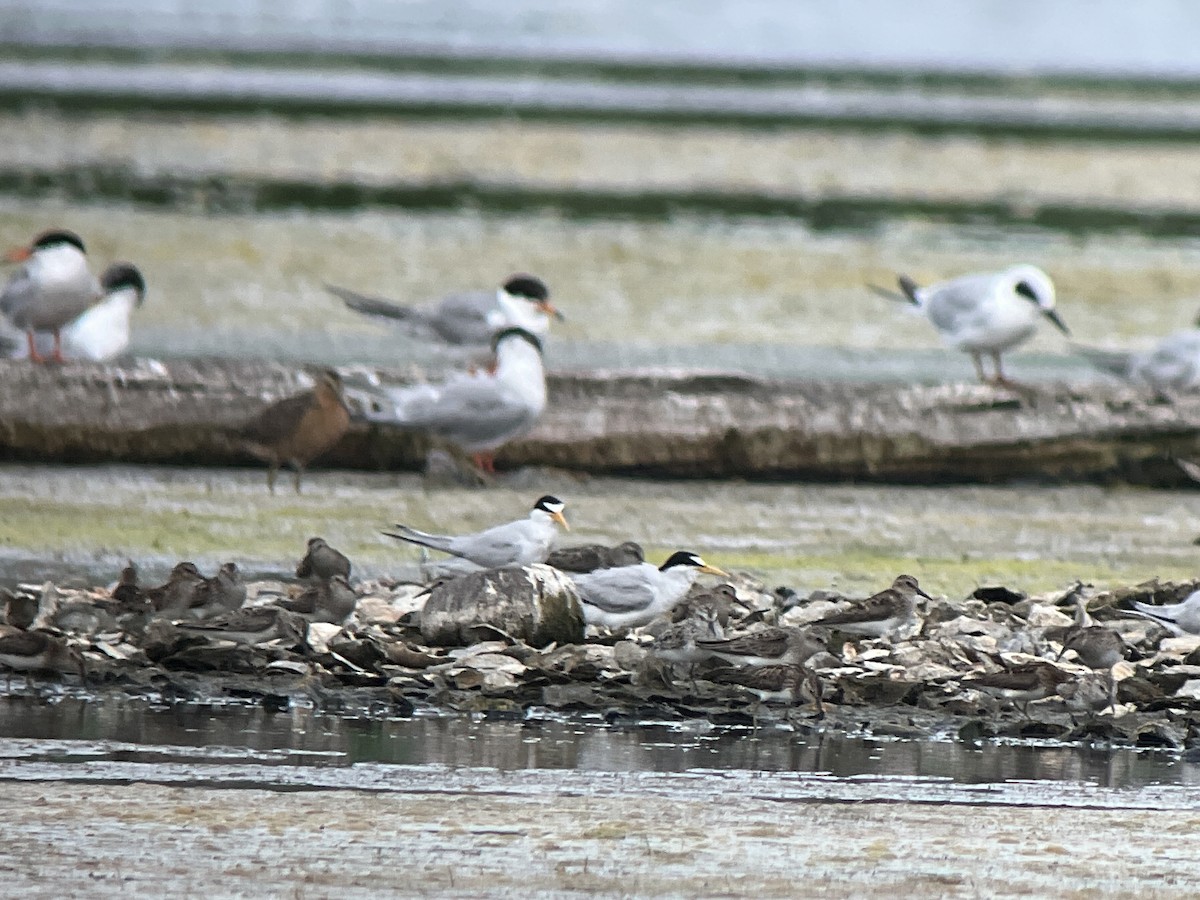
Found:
419,564 -> 584,648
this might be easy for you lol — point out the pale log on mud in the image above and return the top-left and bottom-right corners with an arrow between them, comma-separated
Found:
0,358 -> 1199,485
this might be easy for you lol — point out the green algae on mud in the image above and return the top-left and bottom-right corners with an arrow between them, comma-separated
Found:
0,464 -> 1196,598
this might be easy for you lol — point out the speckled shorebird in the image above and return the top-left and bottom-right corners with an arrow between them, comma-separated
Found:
650,605 -> 724,667
238,369 -> 351,494
877,264 -> 1068,385
280,574 -> 357,625
296,537 -> 352,581
0,629 -> 85,679
351,327 -> 546,474
1126,589 -> 1200,636
328,273 -> 562,346
697,625 -> 825,668
710,663 -> 824,719
0,228 -> 102,363
545,541 -> 644,574
110,560 -> 145,612
184,562 -> 247,620
384,495 -> 568,569
1057,597 -> 1126,669
962,662 -> 1074,718
807,574 -> 933,639
572,551 -> 729,631
145,562 -> 206,615
176,606 -> 306,646
672,583 -> 744,628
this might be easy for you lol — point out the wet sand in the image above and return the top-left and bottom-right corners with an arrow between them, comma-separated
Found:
3,768 -> 1198,897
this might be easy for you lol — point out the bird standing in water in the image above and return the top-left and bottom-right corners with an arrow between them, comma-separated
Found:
237,369 -> 351,493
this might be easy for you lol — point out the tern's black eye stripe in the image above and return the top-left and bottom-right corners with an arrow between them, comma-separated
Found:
1014,281 -> 1039,303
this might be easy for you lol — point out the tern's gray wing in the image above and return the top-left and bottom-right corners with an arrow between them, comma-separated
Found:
369,373 -> 537,451
444,521 -> 532,567
1133,330 -> 1200,391
425,291 -> 500,344
573,566 -> 658,613
922,273 -> 998,335
0,264 -> 35,319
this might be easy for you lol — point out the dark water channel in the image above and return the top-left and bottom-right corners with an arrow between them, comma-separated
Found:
1,692 -> 1195,792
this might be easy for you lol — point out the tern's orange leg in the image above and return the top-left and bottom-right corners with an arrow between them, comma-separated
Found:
25,331 -> 45,364
51,330 -> 65,364
471,452 -> 496,474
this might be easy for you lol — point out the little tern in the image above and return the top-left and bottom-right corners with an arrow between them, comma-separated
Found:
572,551 -> 729,631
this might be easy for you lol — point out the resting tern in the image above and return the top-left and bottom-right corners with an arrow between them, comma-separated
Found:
878,265 -> 1069,385
237,369 -> 351,494
383,495 -> 568,569
2,262 -> 146,361
1075,321 -> 1200,394
1126,590 -> 1200,636
349,327 -> 546,473
0,229 -> 102,363
572,551 -> 729,631
328,273 -> 562,346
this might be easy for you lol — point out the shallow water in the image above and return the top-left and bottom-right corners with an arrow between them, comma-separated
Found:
0,694 -> 1194,791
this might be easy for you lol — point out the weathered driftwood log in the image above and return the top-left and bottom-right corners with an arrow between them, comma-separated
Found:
419,565 -> 584,647
2,357 -> 1200,484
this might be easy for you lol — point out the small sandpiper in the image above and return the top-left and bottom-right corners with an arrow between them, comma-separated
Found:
962,661 -> 1074,717
807,574 -> 932,639
545,540 -> 644,574
280,574 -> 358,625
697,625 -> 825,667
0,629 -> 85,681
176,606 -> 306,646
296,537 -> 352,581
710,663 -> 824,721
1057,596 -> 1126,670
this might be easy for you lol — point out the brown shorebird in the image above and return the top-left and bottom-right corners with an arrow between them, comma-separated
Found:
0,228 -> 101,363
710,663 -> 825,723
672,583 -> 744,628
296,537 -> 352,581
545,541 -> 644,574
145,562 -> 206,615
651,605 -> 724,667
1057,597 -> 1126,669
110,560 -> 146,612
185,562 -> 247,620
808,574 -> 933,639
0,629 -> 85,681
698,625 -> 825,667
237,369 -> 350,494
962,661 -> 1074,718
279,574 -> 357,625
176,606 -> 306,646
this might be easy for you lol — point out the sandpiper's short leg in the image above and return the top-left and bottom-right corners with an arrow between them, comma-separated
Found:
267,463 -> 279,495
293,464 -> 304,494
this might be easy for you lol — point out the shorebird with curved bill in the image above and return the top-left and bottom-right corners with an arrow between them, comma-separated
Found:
572,551 -> 729,631
0,228 -> 102,363
328,273 -> 562,346
1125,589 -> 1200,636
0,629 -> 85,682
873,264 -> 1068,385
962,661 -> 1074,718
807,574 -> 933,640
296,537 -> 352,581
237,369 -> 351,494
546,541 -> 644,574
698,625 -> 825,667
384,495 -> 568,569
349,327 -> 546,474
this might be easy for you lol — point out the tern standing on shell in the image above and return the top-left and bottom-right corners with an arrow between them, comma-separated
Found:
0,229 -> 102,363
237,369 -> 351,494
384,495 -> 569,569
328,273 -> 562,346
350,327 -> 546,474
884,265 -> 1069,385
